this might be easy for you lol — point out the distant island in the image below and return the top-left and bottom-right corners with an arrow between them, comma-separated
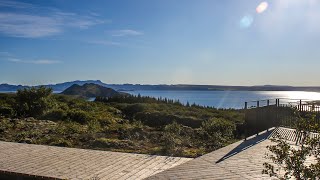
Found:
1,80 -> 320,92
61,83 -> 126,98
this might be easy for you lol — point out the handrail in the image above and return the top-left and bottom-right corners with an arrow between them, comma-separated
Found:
245,98 -> 320,110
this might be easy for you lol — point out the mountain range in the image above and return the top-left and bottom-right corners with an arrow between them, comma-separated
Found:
1,80 -> 320,92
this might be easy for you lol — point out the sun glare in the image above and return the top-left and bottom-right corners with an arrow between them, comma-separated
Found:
286,91 -> 320,101
240,15 -> 254,28
256,2 -> 268,14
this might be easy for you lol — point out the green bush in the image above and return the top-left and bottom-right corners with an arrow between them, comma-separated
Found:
42,109 -> 67,121
0,106 -> 14,117
55,121 -> 84,135
87,119 -> 101,133
200,118 -> 236,149
122,104 -> 145,119
66,109 -> 92,124
162,122 -> 183,155
202,118 -> 235,137
134,111 -> 202,128
15,86 -> 53,117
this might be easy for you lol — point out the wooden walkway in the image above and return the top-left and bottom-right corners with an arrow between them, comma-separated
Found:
147,127 -> 316,180
0,141 -> 191,180
0,127 -> 316,179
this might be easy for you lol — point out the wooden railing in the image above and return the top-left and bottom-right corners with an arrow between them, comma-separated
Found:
244,99 -> 320,138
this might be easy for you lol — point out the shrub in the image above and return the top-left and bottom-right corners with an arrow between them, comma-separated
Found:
263,113 -> 320,179
66,109 -> 92,124
162,122 -> 183,155
200,118 -> 235,149
122,104 -> 145,119
134,111 -> 202,128
87,119 -> 101,133
0,106 -> 14,117
15,86 -> 53,117
54,121 -> 84,135
42,109 -> 67,121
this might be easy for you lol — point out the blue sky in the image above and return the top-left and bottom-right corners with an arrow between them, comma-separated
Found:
0,0 -> 320,86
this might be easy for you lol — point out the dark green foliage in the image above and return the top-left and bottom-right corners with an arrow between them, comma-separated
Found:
0,106 -> 14,117
15,86 -> 53,117
200,118 -> 235,149
134,111 -> 202,128
66,109 -> 92,124
122,104 -> 145,119
96,95 -> 185,106
162,122 -> 183,155
42,108 -> 67,121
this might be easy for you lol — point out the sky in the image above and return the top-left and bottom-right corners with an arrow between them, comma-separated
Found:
0,0 -> 320,86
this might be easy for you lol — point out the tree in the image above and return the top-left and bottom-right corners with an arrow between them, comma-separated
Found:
263,113 -> 320,179
186,101 -> 190,107
16,86 -> 53,117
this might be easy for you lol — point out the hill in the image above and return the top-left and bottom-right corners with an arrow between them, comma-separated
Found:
1,80 -> 320,92
61,83 -> 123,97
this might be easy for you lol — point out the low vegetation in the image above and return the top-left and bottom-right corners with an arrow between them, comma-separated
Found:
0,87 -> 245,157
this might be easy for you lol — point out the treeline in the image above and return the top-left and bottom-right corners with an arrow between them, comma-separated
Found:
96,94 -> 215,109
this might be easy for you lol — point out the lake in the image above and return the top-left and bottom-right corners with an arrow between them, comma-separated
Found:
123,90 -> 320,109
2,90 -> 320,109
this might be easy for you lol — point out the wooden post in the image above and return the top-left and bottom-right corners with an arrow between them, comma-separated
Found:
299,100 -> 302,111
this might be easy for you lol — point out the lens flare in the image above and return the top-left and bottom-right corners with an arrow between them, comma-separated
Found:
256,2 -> 268,14
240,15 -> 254,28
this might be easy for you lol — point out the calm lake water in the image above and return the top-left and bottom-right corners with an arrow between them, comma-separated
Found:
123,91 -> 320,109
2,90 -> 320,109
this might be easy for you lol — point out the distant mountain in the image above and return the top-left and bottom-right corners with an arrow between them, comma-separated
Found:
0,83 -> 29,91
1,80 -> 320,92
61,83 -> 123,98
0,80 -> 107,92
44,80 -> 107,91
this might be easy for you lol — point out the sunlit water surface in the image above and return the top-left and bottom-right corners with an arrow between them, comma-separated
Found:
123,91 -> 320,109
2,90 -> 320,109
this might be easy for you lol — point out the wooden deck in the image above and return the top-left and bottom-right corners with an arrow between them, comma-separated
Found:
147,127 -> 317,179
0,141 -> 191,180
0,127 -> 316,179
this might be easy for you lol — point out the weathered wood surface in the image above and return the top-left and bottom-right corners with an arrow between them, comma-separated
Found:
147,127 -> 316,180
0,141 -> 191,180
1,127 -> 316,180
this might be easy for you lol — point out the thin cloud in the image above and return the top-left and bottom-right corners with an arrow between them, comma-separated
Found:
32,60 -> 62,64
0,51 -> 11,56
110,29 -> 143,37
8,58 -> 61,64
0,1 -> 106,38
88,40 -> 122,46
0,0 -> 32,9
